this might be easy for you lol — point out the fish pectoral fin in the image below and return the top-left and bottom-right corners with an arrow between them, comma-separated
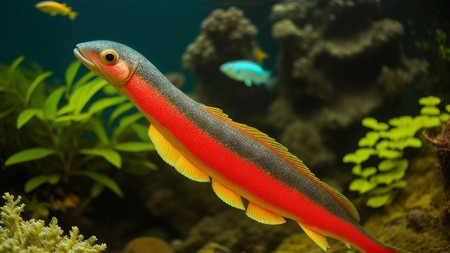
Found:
244,80 -> 252,87
298,223 -> 330,252
148,124 -> 181,166
246,202 -> 286,225
212,180 -> 245,210
175,155 -> 210,182
149,124 -> 210,182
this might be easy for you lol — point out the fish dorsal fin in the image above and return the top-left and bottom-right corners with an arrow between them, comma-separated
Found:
148,124 -> 210,182
298,223 -> 330,251
212,180 -> 245,210
246,202 -> 286,225
203,105 -> 360,222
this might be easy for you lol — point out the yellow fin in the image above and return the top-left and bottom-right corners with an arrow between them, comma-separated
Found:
149,125 -> 210,182
203,105 -> 360,222
174,155 -> 210,182
211,180 -> 245,210
299,223 -> 330,251
148,125 -> 181,166
246,202 -> 286,225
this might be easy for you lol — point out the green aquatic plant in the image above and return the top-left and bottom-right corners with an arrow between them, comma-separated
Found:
343,96 -> 450,208
0,192 -> 106,252
0,57 -> 157,201
435,29 -> 450,62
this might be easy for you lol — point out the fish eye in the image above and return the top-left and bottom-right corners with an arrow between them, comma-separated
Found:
100,49 -> 119,64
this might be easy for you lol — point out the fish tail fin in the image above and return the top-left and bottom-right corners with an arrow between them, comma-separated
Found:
69,11 -> 78,21
264,76 -> 277,92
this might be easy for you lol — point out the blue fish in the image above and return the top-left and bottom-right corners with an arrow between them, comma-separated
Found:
220,60 -> 271,87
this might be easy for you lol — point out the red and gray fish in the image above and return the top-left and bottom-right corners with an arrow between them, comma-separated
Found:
74,40 -> 411,253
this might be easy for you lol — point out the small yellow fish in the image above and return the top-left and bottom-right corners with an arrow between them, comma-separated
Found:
253,45 -> 268,64
35,1 -> 78,21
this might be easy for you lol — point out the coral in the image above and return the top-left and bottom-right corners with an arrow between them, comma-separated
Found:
182,7 -> 272,123
183,7 -> 257,73
0,193 -> 106,252
343,96 -> 450,207
267,0 -> 428,170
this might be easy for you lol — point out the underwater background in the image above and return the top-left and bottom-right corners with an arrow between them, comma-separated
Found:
1,0 -> 450,253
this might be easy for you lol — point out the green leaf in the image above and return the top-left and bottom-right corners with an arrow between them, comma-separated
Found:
54,113 -> 91,123
71,78 -> 108,115
25,71 -> 53,105
143,161 -> 158,171
87,96 -> 127,115
90,183 -> 104,198
65,61 -> 81,89
378,159 -> 408,172
87,118 -> 109,144
398,137 -> 422,149
80,148 -> 122,168
361,167 -> 377,178
367,193 -> 393,208
0,105 -> 18,120
349,178 -> 377,194
108,102 -> 134,125
388,116 -> 414,127
16,108 -> 39,129
114,142 -> 155,152
7,56 -> 25,85
5,148 -> 56,166
79,171 -> 123,197
351,164 -> 362,175
24,174 -> 60,193
113,112 -> 144,138
370,164 -> 407,184
420,106 -> 440,116
362,117 -> 389,131
131,123 -> 150,141
370,180 -> 407,195
418,96 -> 441,106
56,105 -> 71,116
343,148 -> 376,164
43,87 -> 65,120
358,132 -> 379,147
377,149 -> 402,159
382,128 -> 415,141
103,85 -> 118,95
446,105 -> 450,113
441,113 -> 450,122
72,71 -> 97,92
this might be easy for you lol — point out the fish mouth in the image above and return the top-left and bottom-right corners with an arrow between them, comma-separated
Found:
73,46 -> 97,71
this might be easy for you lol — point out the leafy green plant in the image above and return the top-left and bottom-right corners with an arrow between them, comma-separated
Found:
343,96 -> 450,208
1,57 -> 157,201
0,192 -> 107,252
435,29 -> 450,62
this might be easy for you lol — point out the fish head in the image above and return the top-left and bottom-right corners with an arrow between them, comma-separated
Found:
220,62 -> 241,81
74,40 -> 140,91
220,62 -> 233,75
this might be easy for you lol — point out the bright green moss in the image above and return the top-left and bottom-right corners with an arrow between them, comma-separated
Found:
343,96 -> 449,208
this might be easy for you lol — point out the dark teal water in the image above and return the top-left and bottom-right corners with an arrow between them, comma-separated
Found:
1,0 -> 276,90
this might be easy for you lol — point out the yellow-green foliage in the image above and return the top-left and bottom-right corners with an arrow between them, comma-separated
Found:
0,57 -> 157,198
343,96 -> 450,208
0,193 -> 106,252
